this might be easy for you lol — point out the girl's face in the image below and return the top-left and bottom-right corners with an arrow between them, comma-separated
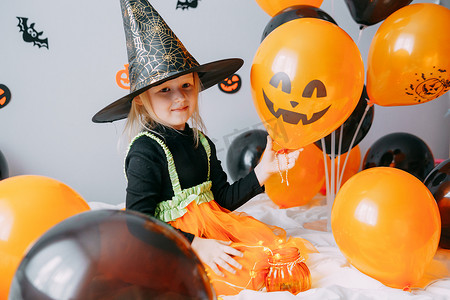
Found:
141,73 -> 198,130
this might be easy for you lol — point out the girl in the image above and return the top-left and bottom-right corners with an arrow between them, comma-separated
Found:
93,0 -> 314,295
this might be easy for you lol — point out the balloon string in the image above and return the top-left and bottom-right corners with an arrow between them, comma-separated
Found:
335,125 -> 344,195
321,138 -> 330,202
275,150 -> 289,186
337,101 -> 371,189
275,148 -> 304,186
357,25 -> 366,47
321,137 -> 333,231
330,131 -> 335,198
285,153 -> 289,186
328,132 -> 336,232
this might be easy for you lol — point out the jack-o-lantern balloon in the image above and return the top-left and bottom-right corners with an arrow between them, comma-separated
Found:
251,19 -> 364,150
367,3 -> 450,106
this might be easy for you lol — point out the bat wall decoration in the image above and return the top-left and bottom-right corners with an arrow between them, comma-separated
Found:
176,0 -> 200,10
17,17 -> 49,49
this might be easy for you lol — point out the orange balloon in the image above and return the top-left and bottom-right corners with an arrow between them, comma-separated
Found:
321,145 -> 361,195
255,0 -> 323,16
0,175 -> 90,299
251,19 -> 364,150
331,167 -> 441,289
266,143 -> 325,208
367,3 -> 450,106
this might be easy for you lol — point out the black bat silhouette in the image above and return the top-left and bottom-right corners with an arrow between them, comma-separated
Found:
17,17 -> 49,49
176,0 -> 199,10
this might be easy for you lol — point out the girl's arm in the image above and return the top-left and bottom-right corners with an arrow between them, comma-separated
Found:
209,135 -> 300,211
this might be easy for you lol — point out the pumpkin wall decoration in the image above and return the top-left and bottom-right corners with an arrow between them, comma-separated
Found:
0,84 -> 11,109
251,18 -> 364,150
116,64 -> 130,90
218,74 -> 241,94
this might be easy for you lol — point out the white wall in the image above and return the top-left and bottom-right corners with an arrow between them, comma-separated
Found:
1,0 -> 448,205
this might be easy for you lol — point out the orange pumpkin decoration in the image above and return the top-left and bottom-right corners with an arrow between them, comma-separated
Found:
116,64 -> 130,90
0,84 -> 11,109
251,19 -> 364,150
218,74 -> 241,94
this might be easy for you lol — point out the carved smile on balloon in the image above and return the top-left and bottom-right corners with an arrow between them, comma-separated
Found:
262,72 -> 330,125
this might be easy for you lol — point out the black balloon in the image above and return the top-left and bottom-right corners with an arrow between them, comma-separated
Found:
226,129 -> 268,181
261,5 -> 337,42
344,0 -> 412,27
0,149 -> 9,180
9,210 -> 214,300
315,86 -> 374,155
424,159 -> 450,249
362,132 -> 434,181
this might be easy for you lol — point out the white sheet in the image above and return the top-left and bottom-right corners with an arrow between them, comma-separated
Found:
88,194 -> 450,300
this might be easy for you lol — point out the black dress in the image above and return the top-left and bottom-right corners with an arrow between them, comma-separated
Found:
125,123 -> 264,241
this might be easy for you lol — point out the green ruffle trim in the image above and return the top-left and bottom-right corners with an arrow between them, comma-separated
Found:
125,131 -> 182,194
126,129 -> 214,223
155,180 -> 214,222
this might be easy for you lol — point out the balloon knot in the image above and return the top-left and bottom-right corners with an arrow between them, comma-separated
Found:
365,97 -> 375,107
402,286 -> 412,292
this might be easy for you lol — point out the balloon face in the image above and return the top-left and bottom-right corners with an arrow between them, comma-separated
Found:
331,167 -> 441,289
263,75 -> 330,126
251,19 -> 364,149
415,78 -> 445,100
9,210 -> 214,300
367,3 -> 450,106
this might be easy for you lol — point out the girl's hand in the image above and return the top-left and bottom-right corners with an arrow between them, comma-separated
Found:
254,135 -> 301,186
191,237 -> 243,277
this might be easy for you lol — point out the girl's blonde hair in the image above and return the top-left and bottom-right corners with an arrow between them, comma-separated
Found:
123,72 -> 206,146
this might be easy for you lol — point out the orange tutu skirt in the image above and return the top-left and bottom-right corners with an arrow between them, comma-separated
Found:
169,200 -> 316,296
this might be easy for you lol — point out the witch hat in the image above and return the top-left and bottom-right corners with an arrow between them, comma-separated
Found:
92,0 -> 243,123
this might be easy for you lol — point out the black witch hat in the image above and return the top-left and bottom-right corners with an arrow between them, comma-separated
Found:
92,0 -> 243,123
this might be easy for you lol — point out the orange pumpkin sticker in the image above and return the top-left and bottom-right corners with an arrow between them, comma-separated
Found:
251,19 -> 364,150
116,64 -> 130,90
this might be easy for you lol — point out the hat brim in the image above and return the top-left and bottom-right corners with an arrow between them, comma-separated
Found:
92,58 -> 244,123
